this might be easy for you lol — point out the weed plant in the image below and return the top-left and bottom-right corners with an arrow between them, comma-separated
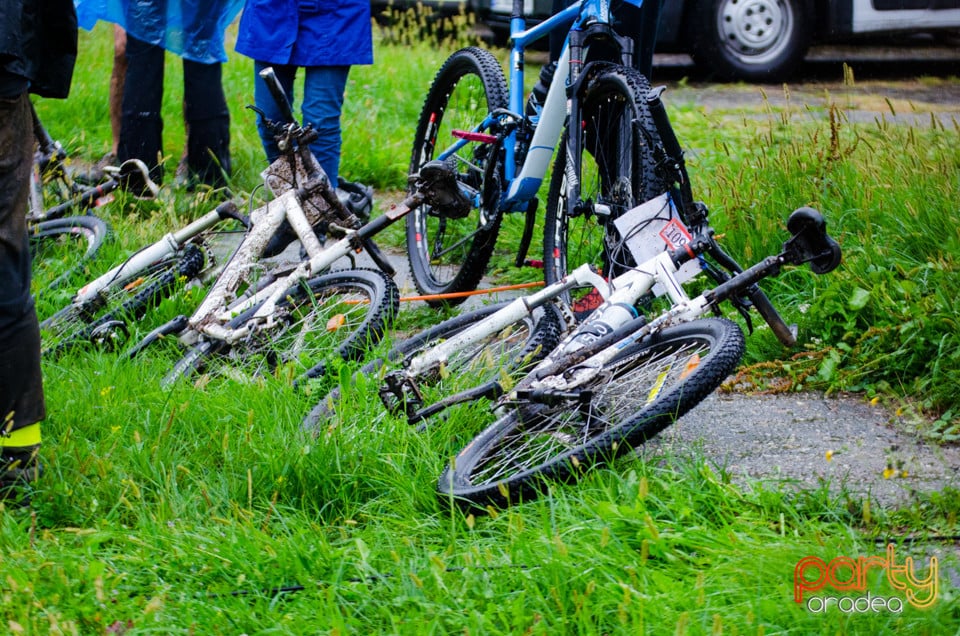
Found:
12,18 -> 960,634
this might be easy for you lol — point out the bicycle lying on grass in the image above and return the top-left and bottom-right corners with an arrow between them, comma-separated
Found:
310,199 -> 841,509
28,101 -> 158,296
304,0 -> 842,509
39,68 -> 396,377
38,69 -> 481,390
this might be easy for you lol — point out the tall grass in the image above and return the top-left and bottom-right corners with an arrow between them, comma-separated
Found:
11,19 -> 960,634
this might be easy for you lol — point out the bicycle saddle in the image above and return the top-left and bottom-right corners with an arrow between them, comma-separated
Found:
784,207 -> 842,275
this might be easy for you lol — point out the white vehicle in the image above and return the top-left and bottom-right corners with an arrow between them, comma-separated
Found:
480,0 -> 960,81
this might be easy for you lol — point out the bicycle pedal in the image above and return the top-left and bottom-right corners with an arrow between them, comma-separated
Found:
379,372 -> 424,418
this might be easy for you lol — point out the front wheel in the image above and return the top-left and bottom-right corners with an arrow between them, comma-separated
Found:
543,64 -> 668,317
686,0 -> 811,82
166,269 -> 399,386
438,317 -> 745,508
406,47 -> 508,306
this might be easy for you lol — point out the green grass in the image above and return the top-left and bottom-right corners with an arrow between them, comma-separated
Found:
11,20 -> 960,634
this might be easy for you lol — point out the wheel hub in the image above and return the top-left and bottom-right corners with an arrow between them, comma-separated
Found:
719,0 -> 786,54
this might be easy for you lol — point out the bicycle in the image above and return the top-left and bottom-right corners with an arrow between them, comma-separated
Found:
39,68 -> 475,390
304,0 -> 843,504
306,0 -> 799,426
434,202 -> 839,508
308,199 -> 839,508
28,101 -> 157,295
406,0 -> 673,311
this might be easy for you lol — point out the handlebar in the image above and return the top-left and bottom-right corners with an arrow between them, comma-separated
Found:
679,207 -> 840,347
258,67 -> 296,124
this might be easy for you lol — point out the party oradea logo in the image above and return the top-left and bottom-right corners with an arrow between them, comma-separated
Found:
794,544 -> 938,613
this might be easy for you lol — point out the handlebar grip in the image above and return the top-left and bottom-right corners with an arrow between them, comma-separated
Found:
258,67 -> 296,124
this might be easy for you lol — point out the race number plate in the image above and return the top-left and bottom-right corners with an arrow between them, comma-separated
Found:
612,192 -> 700,295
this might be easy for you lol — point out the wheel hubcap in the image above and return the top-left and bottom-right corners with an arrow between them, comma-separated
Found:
718,0 -> 790,60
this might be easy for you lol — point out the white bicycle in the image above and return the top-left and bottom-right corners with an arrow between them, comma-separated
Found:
40,68 -> 482,388
309,200 -> 840,509
306,81 -> 842,508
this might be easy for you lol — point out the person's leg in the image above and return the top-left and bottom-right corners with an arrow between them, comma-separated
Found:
301,65 -> 350,188
0,92 -> 45,499
109,25 -> 127,158
118,35 -> 165,184
183,58 -> 231,188
616,0 -> 664,80
253,61 -> 297,164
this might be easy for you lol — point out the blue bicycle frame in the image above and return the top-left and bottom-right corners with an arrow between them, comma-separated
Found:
434,0 -> 640,212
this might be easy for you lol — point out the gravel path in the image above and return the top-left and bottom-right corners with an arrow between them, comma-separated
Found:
646,391 -> 960,508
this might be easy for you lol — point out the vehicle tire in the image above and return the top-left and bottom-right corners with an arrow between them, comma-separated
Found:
302,300 -> 566,431
686,0 -> 810,82
40,243 -> 205,358
165,269 -> 399,386
29,215 -> 111,294
407,47 -> 508,306
543,64 -> 668,316
438,317 -> 745,508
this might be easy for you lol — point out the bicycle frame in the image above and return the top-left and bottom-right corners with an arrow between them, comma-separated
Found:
401,242 -> 685,381
388,201 -> 839,418
436,0 -> 635,212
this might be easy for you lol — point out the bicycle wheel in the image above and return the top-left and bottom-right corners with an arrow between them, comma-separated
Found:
40,243 -> 205,358
438,317 -> 745,508
543,64 -> 669,316
29,215 -> 111,296
302,300 -> 566,430
166,269 -> 399,386
406,46 -> 508,306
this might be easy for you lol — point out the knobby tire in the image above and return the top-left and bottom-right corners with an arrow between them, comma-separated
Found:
406,47 -> 508,306
438,317 -> 745,508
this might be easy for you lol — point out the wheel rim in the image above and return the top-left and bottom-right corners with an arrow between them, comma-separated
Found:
206,280 -> 379,383
39,259 -> 180,354
717,0 -> 794,64
414,315 -> 537,408
412,71 -> 496,290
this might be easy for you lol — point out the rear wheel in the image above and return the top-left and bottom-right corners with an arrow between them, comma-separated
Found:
166,269 -> 399,386
438,318 -> 745,508
406,47 -> 508,305
543,64 -> 668,317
